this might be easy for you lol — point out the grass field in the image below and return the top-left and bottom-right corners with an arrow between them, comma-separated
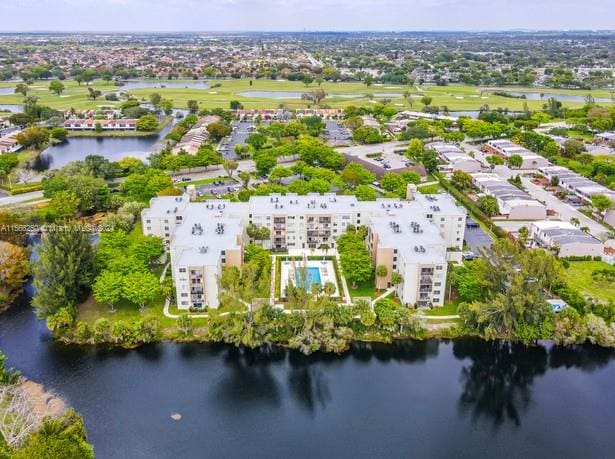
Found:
561,261 -> 615,303
1,78 -> 612,112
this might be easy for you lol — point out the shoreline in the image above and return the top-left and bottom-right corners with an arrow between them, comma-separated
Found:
66,115 -> 173,138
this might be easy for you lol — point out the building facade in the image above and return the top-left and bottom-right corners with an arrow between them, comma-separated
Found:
142,192 -> 466,310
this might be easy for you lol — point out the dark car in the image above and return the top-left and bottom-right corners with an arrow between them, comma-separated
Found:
181,177 -> 192,182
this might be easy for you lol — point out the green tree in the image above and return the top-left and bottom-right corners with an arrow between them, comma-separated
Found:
477,195 -> 499,217
451,170 -> 473,190
14,83 -> 28,96
246,132 -> 267,150
187,100 -> 199,113
352,184 -> 377,201
406,138 -> 424,161
177,313 -> 193,335
223,159 -> 239,178
420,96 -> 432,106
507,154 -> 523,169
32,228 -> 95,318
591,194 -> 612,216
49,79 -> 65,95
93,270 -> 124,312
50,126 -> 68,141
341,162 -> 376,188
380,172 -> 406,193
206,122 -> 231,141
121,168 -> 173,202
16,126 -> 49,148
136,114 -> 159,132
375,264 -> 388,290
48,190 -> 80,220
122,271 -> 160,313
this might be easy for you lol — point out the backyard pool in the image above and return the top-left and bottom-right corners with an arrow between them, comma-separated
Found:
296,267 -> 322,290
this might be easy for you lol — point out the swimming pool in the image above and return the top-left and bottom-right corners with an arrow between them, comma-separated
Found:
295,267 -> 322,289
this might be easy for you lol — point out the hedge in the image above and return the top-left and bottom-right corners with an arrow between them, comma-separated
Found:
435,172 -> 508,239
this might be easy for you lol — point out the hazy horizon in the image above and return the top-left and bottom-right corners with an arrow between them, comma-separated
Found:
1,0 -> 613,32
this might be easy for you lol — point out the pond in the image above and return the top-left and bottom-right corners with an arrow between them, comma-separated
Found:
0,104 -> 24,113
1,252 -> 615,458
118,80 -> 210,91
506,91 -> 612,103
238,90 -> 360,99
0,87 -> 14,95
33,113 -> 181,171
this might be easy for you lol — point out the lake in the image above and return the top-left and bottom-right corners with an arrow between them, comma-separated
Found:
1,271 -> 615,458
33,114 -> 180,171
0,104 -> 24,113
507,91 -> 612,103
118,80 -> 210,91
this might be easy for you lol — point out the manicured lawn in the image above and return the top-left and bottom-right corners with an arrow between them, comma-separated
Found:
1,79 -> 608,112
422,300 -> 460,316
417,184 -> 442,194
347,279 -> 378,299
561,261 -> 615,303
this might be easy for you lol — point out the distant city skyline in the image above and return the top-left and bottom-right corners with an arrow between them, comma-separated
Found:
0,0 -> 613,32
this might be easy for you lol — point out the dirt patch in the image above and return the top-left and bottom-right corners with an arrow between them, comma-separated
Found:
19,377 -> 67,419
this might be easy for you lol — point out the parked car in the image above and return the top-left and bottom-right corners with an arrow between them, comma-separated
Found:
181,177 -> 192,182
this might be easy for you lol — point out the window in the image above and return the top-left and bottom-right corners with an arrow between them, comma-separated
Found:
426,214 -> 433,219
434,290 -> 441,295
179,268 -> 186,273
181,301 -> 189,305
435,266 -> 443,271
146,219 -> 151,223
181,293 -> 188,297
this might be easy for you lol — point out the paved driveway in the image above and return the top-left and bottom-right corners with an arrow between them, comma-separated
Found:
521,176 -> 610,239
463,217 -> 493,252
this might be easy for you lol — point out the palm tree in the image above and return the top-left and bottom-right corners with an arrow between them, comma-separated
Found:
0,170 -> 11,190
375,264 -> 388,291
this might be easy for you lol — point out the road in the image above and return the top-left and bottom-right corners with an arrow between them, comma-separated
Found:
0,190 -> 44,207
520,176 -> 611,239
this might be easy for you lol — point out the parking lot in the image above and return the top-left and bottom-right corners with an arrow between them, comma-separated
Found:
218,121 -> 256,160
463,217 -> 493,253
178,178 -> 240,197
323,120 -> 352,145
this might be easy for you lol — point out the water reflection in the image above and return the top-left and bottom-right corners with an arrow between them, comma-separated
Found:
549,344 -> 615,372
212,346 -> 282,409
454,340 -> 548,427
288,356 -> 331,413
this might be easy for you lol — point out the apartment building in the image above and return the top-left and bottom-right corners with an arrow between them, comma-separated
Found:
471,172 -> 547,220
484,139 -> 550,169
142,192 -> 466,309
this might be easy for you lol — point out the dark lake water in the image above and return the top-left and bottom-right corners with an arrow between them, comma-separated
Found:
2,271 -> 615,458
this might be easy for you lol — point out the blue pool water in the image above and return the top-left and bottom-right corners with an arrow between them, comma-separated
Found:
296,267 -> 322,289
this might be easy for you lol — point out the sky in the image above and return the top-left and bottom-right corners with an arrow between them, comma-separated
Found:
0,0 -> 613,32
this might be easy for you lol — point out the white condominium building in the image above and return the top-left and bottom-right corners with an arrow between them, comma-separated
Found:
142,192 -> 466,309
